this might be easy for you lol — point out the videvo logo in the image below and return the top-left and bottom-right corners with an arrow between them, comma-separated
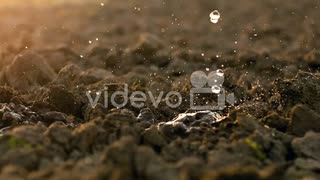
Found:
190,70 -> 235,110
86,69 -> 235,110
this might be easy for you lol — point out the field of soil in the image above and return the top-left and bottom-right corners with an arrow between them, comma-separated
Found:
0,0 -> 320,179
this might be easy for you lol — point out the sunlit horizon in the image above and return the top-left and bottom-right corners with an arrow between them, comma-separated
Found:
0,0 -> 106,7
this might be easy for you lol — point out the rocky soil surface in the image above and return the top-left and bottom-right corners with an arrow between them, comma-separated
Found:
0,0 -> 320,179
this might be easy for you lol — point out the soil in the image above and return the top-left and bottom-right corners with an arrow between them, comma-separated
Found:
0,0 -> 320,179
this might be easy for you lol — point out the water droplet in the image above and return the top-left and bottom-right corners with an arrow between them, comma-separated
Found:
211,85 -> 221,94
209,10 -> 221,24
216,69 -> 224,76
89,40 -> 92,44
201,53 -> 205,57
206,68 -> 210,71
100,2 -> 104,6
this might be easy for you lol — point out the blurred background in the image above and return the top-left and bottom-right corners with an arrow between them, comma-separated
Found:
0,0 -> 320,65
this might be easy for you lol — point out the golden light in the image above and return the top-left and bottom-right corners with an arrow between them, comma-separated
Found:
0,0 -> 98,7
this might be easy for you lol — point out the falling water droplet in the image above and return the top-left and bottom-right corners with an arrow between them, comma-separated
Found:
216,69 -> 224,76
211,85 -> 221,94
209,10 -> 221,24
